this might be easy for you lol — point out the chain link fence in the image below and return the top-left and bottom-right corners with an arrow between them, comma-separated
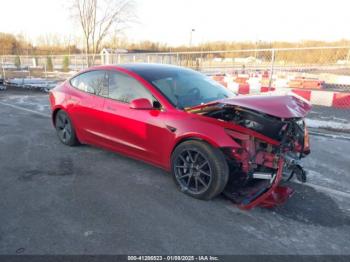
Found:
1,47 -> 350,130
1,46 -> 350,84
0,46 -> 348,69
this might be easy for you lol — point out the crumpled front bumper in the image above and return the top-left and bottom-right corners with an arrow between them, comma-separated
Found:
237,158 -> 295,210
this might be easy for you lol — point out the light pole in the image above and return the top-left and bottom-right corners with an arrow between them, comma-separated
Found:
189,29 -> 195,47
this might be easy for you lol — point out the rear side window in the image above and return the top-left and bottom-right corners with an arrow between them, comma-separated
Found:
70,71 -> 108,96
108,71 -> 155,103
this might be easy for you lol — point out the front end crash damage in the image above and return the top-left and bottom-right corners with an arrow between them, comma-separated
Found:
188,95 -> 312,209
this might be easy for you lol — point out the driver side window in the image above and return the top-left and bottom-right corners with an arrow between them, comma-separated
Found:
108,71 -> 155,104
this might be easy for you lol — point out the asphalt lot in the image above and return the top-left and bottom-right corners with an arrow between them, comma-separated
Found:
0,89 -> 350,255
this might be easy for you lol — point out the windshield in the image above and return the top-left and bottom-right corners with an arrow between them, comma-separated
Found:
145,68 -> 235,108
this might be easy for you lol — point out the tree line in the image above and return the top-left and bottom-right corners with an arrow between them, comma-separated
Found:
1,32 -> 349,55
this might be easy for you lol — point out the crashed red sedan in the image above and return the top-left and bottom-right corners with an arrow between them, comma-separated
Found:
49,64 -> 311,209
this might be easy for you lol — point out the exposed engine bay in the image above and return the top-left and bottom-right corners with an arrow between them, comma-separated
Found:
190,101 -> 311,209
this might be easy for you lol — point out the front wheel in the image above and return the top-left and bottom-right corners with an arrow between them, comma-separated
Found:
55,110 -> 80,146
171,140 -> 229,200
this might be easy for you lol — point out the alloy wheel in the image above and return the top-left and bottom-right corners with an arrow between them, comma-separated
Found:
56,113 -> 72,143
174,149 -> 212,194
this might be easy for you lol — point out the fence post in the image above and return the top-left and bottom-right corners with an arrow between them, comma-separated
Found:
346,48 -> 350,65
1,56 -> 6,80
44,63 -> 47,79
269,49 -> 275,89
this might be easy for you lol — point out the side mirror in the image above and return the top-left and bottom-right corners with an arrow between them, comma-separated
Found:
130,98 -> 154,110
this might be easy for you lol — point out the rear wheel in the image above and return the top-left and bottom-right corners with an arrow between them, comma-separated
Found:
55,110 -> 79,146
171,140 -> 229,200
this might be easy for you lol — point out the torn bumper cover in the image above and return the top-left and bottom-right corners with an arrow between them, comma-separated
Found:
223,154 -> 308,210
221,119 -> 310,209
238,159 -> 296,210
222,129 -> 310,209
187,95 -> 312,210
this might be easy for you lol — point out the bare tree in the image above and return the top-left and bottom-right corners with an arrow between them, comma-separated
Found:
72,0 -> 135,65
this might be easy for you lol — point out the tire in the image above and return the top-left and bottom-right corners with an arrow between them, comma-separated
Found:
55,110 -> 80,146
171,140 -> 229,200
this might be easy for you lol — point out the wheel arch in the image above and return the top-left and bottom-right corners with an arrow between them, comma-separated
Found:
171,134 -> 220,158
51,106 -> 65,127
168,132 -> 238,171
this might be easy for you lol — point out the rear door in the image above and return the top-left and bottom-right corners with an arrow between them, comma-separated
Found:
68,70 -> 109,144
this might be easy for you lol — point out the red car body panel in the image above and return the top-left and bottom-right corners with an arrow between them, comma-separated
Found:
49,64 -> 311,210
188,95 -> 312,119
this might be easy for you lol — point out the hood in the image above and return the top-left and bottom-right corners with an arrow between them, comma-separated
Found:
188,94 -> 312,118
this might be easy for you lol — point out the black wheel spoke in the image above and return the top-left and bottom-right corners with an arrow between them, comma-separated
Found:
178,174 -> 190,179
59,115 -> 66,126
197,176 -> 207,187
199,161 -> 208,169
179,155 -> 189,165
57,118 -> 64,128
66,125 -> 72,136
193,152 -> 199,163
186,174 -> 192,186
62,130 -> 67,140
55,111 -> 79,146
194,177 -> 199,192
174,148 -> 212,194
187,150 -> 194,162
199,170 -> 210,177
58,114 -> 64,122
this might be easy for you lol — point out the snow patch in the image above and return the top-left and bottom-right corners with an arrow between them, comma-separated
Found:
306,118 -> 350,130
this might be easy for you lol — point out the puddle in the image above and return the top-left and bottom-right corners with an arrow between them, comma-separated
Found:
272,184 -> 350,227
18,158 -> 74,181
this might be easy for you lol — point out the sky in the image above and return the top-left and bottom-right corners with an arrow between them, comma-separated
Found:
0,0 -> 349,46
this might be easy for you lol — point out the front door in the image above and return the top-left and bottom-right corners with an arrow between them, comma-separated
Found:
102,70 -> 172,166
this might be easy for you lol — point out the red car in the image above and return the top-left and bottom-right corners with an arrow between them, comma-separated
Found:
49,64 -> 311,209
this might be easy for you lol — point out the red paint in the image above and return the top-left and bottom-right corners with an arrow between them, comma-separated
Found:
130,98 -> 153,109
238,84 -> 250,95
239,159 -> 286,210
49,65 -> 311,209
260,86 -> 276,93
258,186 -> 295,208
191,94 -> 312,118
291,89 -> 312,101
332,92 -> 350,108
